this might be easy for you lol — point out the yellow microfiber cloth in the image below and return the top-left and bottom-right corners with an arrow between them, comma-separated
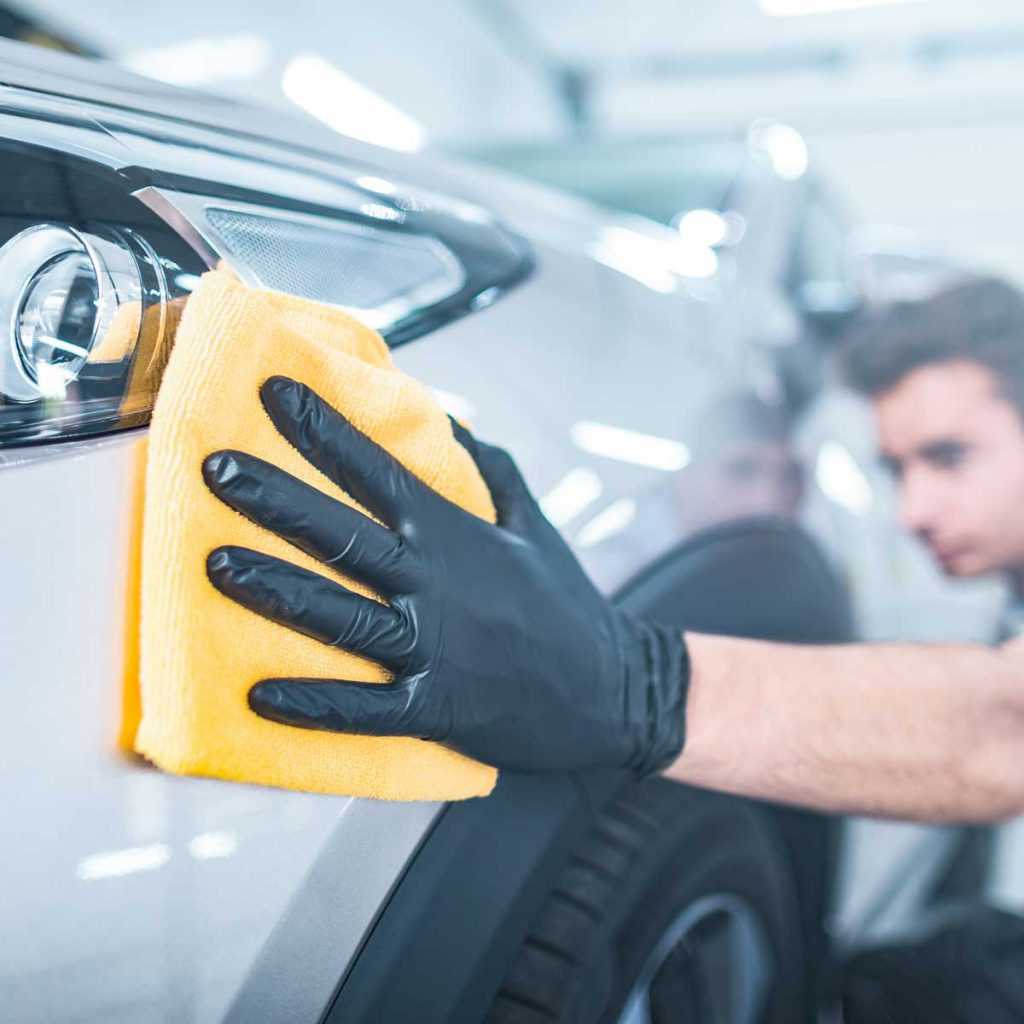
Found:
121,268 -> 499,800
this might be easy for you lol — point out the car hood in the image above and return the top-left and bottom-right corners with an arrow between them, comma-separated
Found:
0,38 -> 719,303
0,38 -> 390,163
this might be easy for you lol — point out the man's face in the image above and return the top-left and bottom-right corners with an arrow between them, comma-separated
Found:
875,359 -> 1024,577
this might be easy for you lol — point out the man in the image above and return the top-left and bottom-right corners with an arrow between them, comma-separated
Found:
199,275 -> 1024,829
842,276 -> 1024,639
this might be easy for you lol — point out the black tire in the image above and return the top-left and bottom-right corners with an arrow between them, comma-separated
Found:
486,777 -> 807,1024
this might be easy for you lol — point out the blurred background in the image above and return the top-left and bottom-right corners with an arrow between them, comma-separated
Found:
7,0 -> 1024,283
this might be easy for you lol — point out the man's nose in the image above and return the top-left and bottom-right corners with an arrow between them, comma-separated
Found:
899,470 -> 941,534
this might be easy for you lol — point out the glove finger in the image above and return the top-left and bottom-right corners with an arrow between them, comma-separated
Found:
248,677 -> 432,738
203,449 -> 418,596
448,415 -> 533,533
447,415 -> 481,461
260,375 -> 432,530
206,545 -> 413,671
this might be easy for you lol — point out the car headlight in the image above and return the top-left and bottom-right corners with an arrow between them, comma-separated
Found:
0,223 -> 171,403
0,86 -> 532,449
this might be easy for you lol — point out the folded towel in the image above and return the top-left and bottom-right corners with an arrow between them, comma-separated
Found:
121,268 -> 499,800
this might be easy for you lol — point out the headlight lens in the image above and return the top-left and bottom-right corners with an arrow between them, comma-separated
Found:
17,249 -> 101,389
2,224 -> 147,402
0,211 -> 190,446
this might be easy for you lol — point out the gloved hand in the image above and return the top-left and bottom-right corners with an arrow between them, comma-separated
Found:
201,374 -> 690,776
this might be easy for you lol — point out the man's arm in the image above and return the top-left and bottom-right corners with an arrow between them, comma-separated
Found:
669,632 -> 1024,823
202,379 -> 1024,824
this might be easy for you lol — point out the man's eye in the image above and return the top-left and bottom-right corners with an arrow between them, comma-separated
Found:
926,442 -> 968,469
879,456 -> 902,480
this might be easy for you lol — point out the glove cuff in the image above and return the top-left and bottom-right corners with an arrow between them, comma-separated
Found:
620,617 -> 691,777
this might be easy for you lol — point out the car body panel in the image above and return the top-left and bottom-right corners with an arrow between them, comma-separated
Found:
0,427 -> 443,1022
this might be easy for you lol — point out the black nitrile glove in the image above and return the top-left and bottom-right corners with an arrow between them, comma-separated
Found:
201,374 -> 690,776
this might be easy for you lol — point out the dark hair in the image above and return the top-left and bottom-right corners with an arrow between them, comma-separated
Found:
841,276 -> 1024,416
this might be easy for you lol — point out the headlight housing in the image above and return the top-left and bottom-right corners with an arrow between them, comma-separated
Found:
0,86 -> 532,449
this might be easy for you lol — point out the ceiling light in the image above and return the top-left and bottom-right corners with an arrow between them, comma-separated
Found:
676,209 -> 729,248
747,121 -> 809,181
281,55 -> 426,153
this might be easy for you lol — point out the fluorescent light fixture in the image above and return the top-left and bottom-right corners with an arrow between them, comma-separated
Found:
761,0 -> 919,15
540,468 -> 604,527
188,831 -> 238,861
576,498 -> 638,549
76,843 -> 171,881
120,34 -> 271,87
572,421 -> 691,472
281,55 -> 426,153
431,389 -> 477,422
588,226 -> 717,293
747,121 -> 809,181
815,440 -> 873,514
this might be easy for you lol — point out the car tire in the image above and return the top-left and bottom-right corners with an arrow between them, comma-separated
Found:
486,776 -> 808,1024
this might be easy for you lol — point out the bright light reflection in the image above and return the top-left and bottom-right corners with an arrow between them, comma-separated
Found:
174,273 -> 201,292
589,226 -> 717,293
356,176 -> 399,196
342,307 -> 390,328
722,211 -> 747,246
282,55 -> 426,153
432,389 -> 477,422
577,498 -> 638,549
121,34 -> 271,87
359,202 -> 402,222
816,440 -> 873,514
676,209 -> 728,248
540,468 -> 603,527
762,0 -> 919,14
33,360 -> 73,400
572,421 -> 691,472
748,121 -> 809,181
188,831 -> 238,860
76,843 -> 171,881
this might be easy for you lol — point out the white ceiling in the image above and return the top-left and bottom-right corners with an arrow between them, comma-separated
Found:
24,0 -> 1024,65
14,0 -> 1024,144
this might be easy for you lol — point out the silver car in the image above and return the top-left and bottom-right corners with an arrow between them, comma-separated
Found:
1,39 -> 1012,1024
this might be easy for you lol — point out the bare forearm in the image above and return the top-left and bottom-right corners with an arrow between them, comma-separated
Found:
665,632 -> 1024,823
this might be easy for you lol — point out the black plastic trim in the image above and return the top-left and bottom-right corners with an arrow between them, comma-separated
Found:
121,167 -> 536,349
321,770 -> 625,1024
